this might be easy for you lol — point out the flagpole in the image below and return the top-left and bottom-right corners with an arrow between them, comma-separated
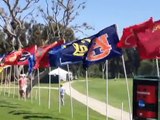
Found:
30,72 -> 33,103
1,68 -> 3,95
4,67 -> 7,96
67,64 -> 74,118
58,67 -> 61,113
8,66 -> 12,97
17,65 -> 20,100
85,70 -> 89,120
156,58 -> 160,77
13,66 -> 16,98
105,60 -> 108,120
121,102 -> 124,120
121,55 -> 132,120
37,68 -> 41,105
48,67 -> 51,109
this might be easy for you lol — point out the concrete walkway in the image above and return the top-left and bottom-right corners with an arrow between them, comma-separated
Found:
63,82 -> 131,120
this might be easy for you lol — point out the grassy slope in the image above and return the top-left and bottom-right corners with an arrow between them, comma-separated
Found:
0,85 -> 109,120
72,78 -> 133,112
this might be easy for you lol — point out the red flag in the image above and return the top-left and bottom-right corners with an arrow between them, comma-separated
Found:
34,40 -> 65,69
4,50 -> 22,65
117,17 -> 153,48
17,45 -> 37,65
135,20 -> 160,59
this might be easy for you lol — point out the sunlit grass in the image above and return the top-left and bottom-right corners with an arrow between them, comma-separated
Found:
0,82 -> 110,120
72,78 -> 133,112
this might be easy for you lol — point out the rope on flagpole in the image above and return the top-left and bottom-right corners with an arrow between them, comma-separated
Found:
48,67 -> 51,109
85,70 -> 89,120
121,55 -> 132,120
105,60 -> 108,120
67,64 -> 74,118
156,58 -> 160,77
37,68 -> 41,106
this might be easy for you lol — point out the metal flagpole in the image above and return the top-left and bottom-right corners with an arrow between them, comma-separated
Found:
13,66 -> 16,98
121,55 -> 132,120
30,72 -> 33,102
4,67 -> 7,96
121,102 -> 124,120
38,68 -> 41,105
156,58 -> 160,77
8,66 -> 12,97
16,66 -> 20,100
48,67 -> 51,109
85,70 -> 89,120
1,68 -> 4,95
58,67 -> 61,113
67,64 -> 73,118
105,60 -> 108,120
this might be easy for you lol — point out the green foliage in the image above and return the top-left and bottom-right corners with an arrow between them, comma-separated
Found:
138,60 -> 154,76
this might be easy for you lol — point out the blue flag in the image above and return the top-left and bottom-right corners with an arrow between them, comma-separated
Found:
49,38 -> 91,67
83,24 -> 122,69
49,45 -> 63,67
28,54 -> 36,75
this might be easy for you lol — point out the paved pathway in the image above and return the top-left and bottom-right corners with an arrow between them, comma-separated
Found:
63,82 -> 132,120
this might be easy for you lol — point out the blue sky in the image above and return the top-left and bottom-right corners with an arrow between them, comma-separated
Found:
1,0 -> 160,39
73,0 -> 160,38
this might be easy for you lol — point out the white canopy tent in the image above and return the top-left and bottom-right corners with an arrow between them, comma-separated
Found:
49,67 -> 73,81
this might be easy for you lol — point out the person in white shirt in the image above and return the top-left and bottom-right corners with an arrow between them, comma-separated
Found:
19,74 -> 27,99
59,84 -> 65,106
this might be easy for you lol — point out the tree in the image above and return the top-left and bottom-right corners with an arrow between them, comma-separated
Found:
125,48 -> 140,76
0,0 -> 40,50
38,0 -> 94,43
138,60 -> 154,76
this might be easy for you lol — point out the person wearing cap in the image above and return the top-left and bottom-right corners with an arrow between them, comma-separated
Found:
59,83 -> 65,106
19,74 -> 27,99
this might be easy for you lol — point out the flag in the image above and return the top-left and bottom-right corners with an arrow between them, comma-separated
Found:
17,45 -> 37,65
83,24 -> 122,69
3,50 -> 22,65
49,45 -> 63,67
135,20 -> 160,59
49,38 -> 91,67
28,54 -> 36,74
0,54 -> 5,66
34,40 -> 65,69
117,17 -> 153,48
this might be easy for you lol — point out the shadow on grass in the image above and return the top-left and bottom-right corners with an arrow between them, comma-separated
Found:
0,96 -> 64,120
0,100 -> 20,109
9,110 -> 65,120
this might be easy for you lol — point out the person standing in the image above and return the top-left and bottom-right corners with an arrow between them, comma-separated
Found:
59,84 -> 65,106
19,74 -> 27,99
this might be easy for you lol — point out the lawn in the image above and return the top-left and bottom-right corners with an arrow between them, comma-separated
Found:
0,83 -> 110,120
72,78 -> 133,112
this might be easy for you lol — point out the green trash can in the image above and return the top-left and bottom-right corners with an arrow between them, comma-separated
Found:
133,76 -> 160,120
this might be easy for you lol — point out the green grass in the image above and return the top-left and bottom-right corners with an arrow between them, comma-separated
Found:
72,78 -> 133,112
0,83 -> 109,120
